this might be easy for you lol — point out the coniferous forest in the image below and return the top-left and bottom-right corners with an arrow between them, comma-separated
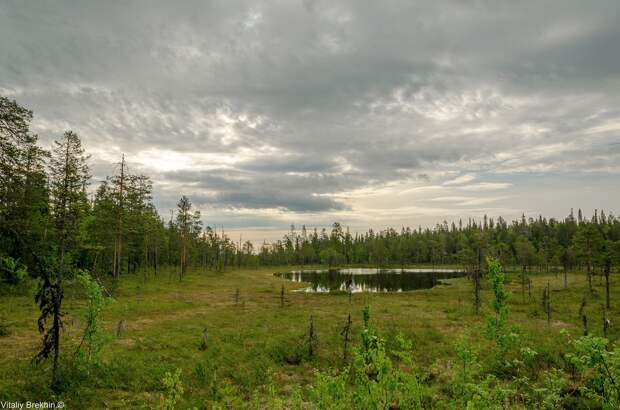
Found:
2,96 -> 620,408
4,95 -> 619,277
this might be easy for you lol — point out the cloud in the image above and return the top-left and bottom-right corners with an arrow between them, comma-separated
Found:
458,183 -> 513,192
430,196 -> 508,206
442,174 -> 476,186
1,0 -> 619,238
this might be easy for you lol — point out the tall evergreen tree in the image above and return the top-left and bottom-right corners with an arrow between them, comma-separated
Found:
0,97 -> 49,266
176,195 -> 201,280
35,131 -> 89,389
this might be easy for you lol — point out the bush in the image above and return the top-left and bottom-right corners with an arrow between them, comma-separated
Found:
75,271 -> 109,364
310,306 -> 428,409
0,256 -> 27,285
566,334 -> 620,408
161,368 -> 184,410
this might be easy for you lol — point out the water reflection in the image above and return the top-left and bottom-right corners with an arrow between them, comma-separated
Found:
275,268 -> 465,293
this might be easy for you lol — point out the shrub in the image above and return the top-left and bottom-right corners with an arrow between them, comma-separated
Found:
566,335 -> 620,408
0,256 -> 27,285
161,368 -> 184,410
75,271 -> 109,364
310,306 -> 427,409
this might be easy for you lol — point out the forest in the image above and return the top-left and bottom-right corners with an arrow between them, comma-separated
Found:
2,95 -> 620,408
4,94 -> 619,278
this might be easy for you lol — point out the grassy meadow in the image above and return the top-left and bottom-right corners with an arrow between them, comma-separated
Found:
0,266 -> 618,408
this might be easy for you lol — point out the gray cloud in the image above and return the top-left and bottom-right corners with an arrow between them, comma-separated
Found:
1,0 -> 619,235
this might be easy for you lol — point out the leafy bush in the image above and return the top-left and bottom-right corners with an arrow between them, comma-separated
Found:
485,257 -> 521,372
161,368 -> 184,410
566,334 -> 620,408
0,256 -> 27,285
310,306 -> 427,409
75,271 -> 109,364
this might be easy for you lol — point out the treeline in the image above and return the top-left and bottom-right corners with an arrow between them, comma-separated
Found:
3,96 -> 620,287
0,97 -> 256,288
3,95 -> 620,281
259,213 -> 620,274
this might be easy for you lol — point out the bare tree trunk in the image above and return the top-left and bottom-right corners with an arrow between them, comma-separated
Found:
521,266 -> 526,302
605,260 -> 611,309
308,315 -> 316,357
545,282 -> 551,327
341,313 -> 351,363
473,269 -> 481,315
52,237 -> 64,390
587,248 -> 593,292
603,306 -> 609,337
179,239 -> 187,281
113,154 -> 125,279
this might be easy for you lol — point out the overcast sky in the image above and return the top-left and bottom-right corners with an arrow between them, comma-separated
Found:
1,1 -> 619,241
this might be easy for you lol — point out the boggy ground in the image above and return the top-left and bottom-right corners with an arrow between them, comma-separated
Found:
0,266 -> 617,408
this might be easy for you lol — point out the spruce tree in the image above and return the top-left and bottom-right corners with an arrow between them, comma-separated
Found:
35,131 -> 89,389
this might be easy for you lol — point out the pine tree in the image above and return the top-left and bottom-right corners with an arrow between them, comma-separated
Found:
176,196 -> 201,279
35,131 -> 89,390
112,155 -> 126,279
573,224 -> 603,292
0,97 -> 49,266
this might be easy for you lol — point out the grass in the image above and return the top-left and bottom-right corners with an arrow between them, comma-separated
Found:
0,265 -> 618,408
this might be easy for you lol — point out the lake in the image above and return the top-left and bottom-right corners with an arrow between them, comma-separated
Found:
275,268 -> 466,293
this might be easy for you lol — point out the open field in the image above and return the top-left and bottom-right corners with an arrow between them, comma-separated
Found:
1,266 -> 618,408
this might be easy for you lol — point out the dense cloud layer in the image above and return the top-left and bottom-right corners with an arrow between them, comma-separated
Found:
2,0 -> 619,240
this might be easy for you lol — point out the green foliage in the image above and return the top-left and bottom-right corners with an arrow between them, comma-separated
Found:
462,374 -> 512,410
319,248 -> 344,267
310,369 -> 349,410
0,256 -> 27,285
161,368 -> 184,410
193,362 -> 207,385
453,336 -> 480,398
76,271 -> 109,363
566,335 -> 620,408
311,306 -> 426,409
484,257 -> 519,358
536,369 -> 565,410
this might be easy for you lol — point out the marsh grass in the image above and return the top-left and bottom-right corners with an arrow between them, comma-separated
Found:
0,266 -> 618,407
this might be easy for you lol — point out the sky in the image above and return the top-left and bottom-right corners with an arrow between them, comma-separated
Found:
1,1 -> 619,242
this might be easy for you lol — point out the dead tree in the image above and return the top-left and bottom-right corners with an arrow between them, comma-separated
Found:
199,327 -> 208,350
542,282 -> 551,327
346,278 -> 353,303
116,319 -> 125,337
113,154 -> 125,279
603,306 -> 610,338
521,267 -> 525,301
604,258 -> 611,309
308,315 -> 317,358
473,269 -> 481,315
563,265 -> 568,290
341,313 -> 352,363
280,285 -> 285,307
579,297 -> 588,336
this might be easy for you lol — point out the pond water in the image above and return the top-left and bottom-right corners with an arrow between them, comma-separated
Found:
275,268 -> 466,293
